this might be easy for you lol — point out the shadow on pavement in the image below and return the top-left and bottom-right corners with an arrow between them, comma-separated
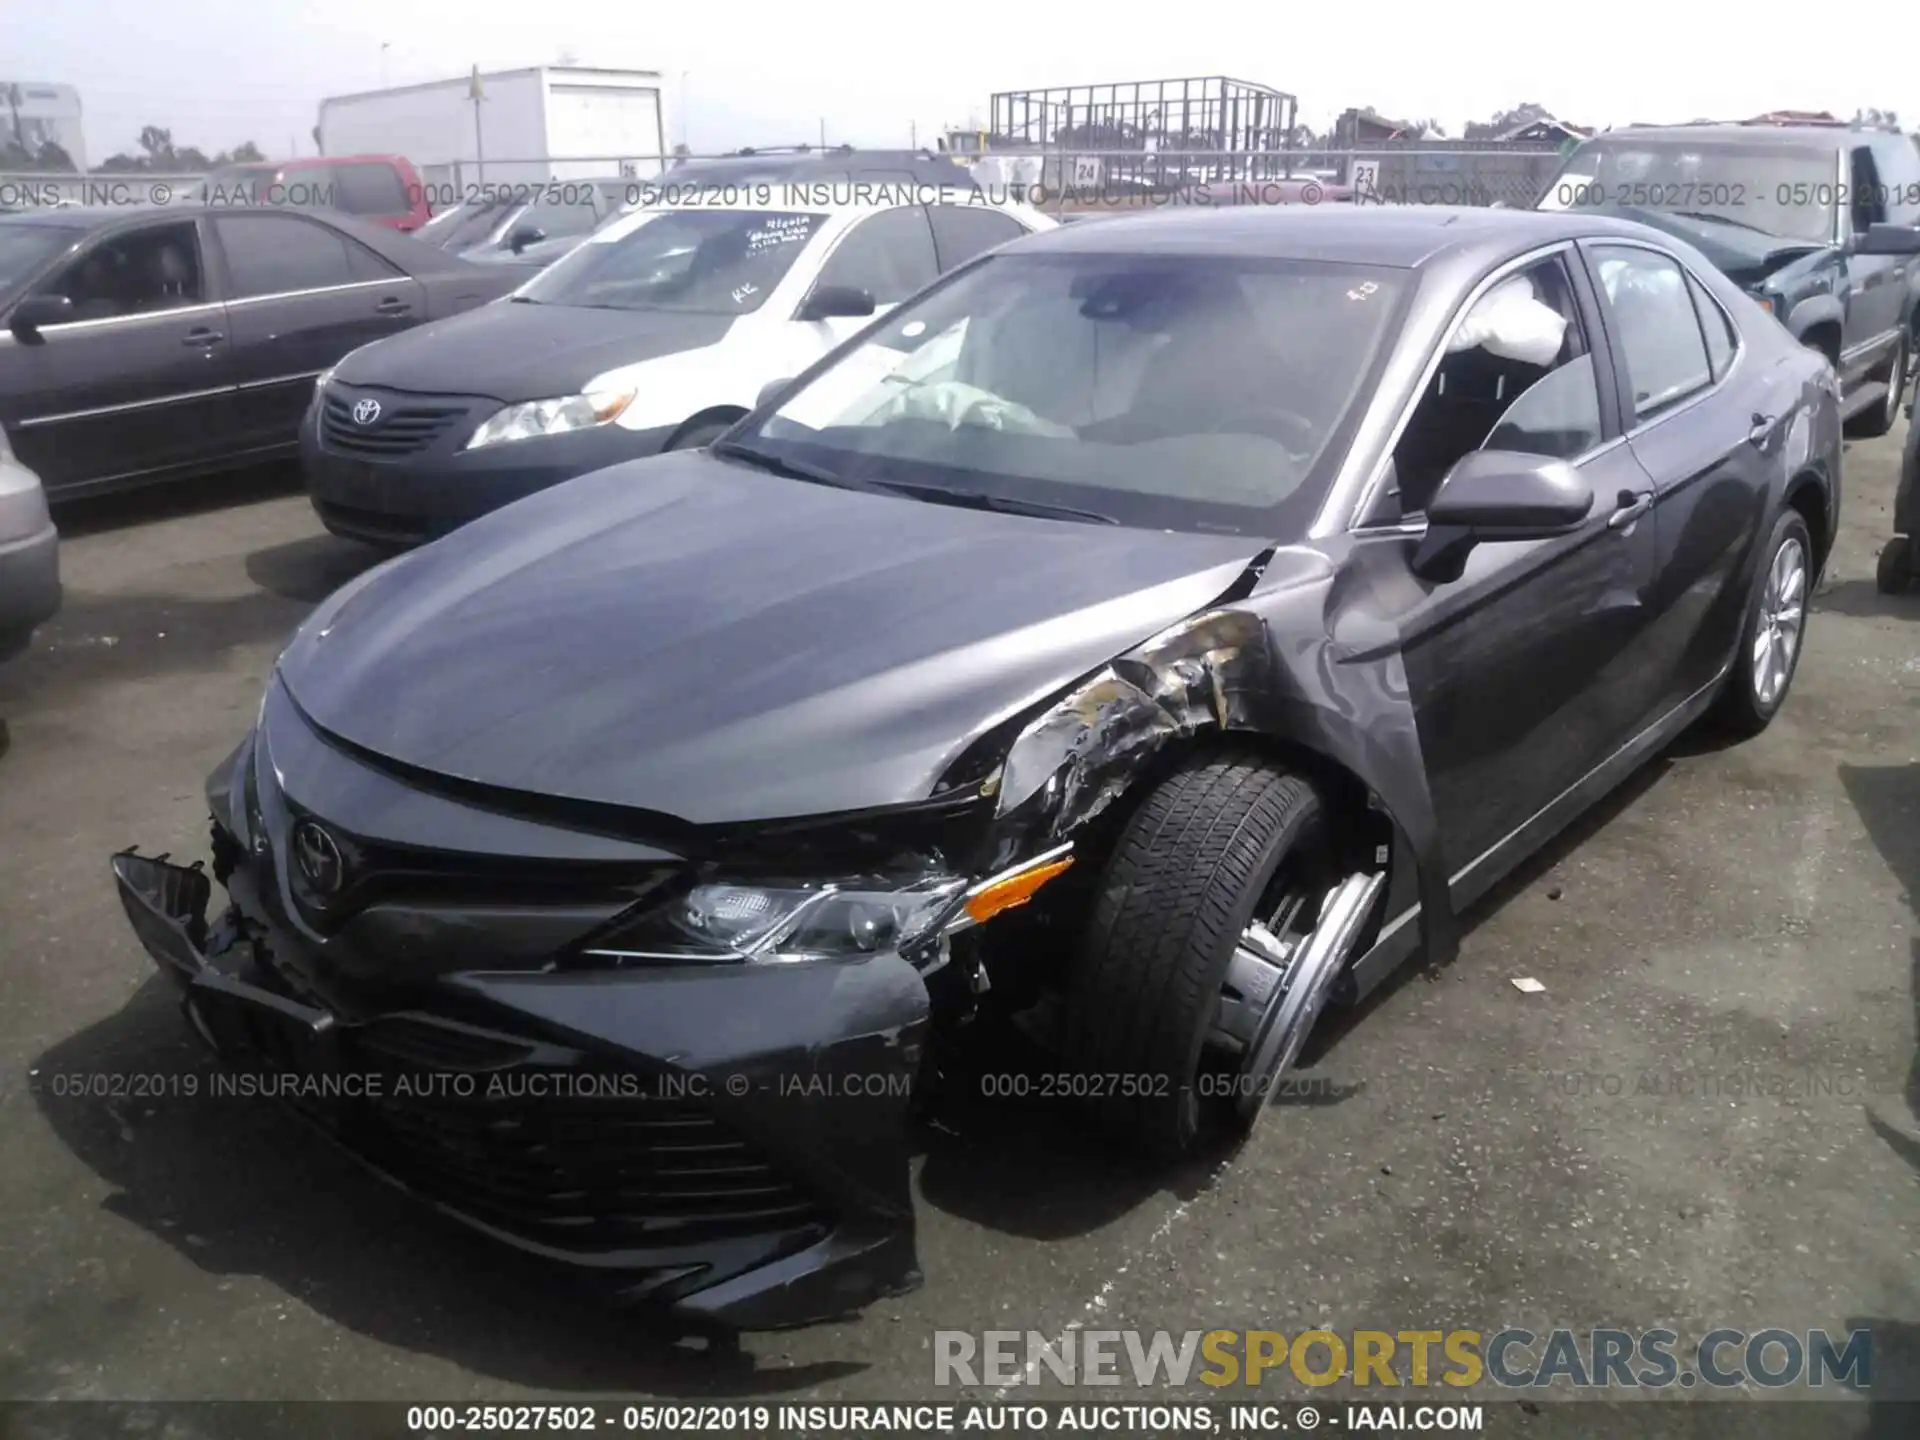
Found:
1835,762 -> 1920,1415
51,463 -> 306,540
30,978 -> 866,1393
1816,579 -> 1920,621
245,532 -> 388,605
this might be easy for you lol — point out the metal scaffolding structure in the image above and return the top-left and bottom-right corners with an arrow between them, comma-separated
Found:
988,76 -> 1298,156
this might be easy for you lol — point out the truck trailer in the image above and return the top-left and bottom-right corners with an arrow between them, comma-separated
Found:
316,66 -> 670,194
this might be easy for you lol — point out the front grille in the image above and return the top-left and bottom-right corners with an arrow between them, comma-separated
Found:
204,990 -> 829,1252
320,391 -> 468,456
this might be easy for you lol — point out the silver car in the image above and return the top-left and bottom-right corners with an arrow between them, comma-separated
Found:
0,424 -> 59,665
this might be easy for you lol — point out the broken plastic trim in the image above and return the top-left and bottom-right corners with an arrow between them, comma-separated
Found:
1236,869 -> 1385,1122
989,609 -> 1267,851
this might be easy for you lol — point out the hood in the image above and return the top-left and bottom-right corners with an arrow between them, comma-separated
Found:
333,300 -> 736,403
1596,206 -> 1827,287
277,451 -> 1265,826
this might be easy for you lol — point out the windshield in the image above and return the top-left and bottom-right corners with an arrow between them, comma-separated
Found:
1539,139 -> 1838,243
418,198 -> 517,251
728,251 -> 1408,537
517,208 -> 826,314
0,222 -> 83,294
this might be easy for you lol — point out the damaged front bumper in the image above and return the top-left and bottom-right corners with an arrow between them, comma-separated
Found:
110,732 -> 933,1330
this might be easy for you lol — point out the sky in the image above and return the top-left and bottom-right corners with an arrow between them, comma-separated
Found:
4,0 -> 1916,165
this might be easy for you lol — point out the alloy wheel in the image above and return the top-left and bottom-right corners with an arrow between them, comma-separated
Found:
1753,536 -> 1807,708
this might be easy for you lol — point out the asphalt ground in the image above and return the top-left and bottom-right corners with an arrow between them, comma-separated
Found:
1,437 -> 1916,1422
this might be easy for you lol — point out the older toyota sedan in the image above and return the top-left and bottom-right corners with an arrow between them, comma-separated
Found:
112,206 -> 1839,1329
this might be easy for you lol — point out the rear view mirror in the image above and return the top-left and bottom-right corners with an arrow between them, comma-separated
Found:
1413,450 -> 1594,580
8,292 -> 73,339
756,377 -> 796,410
1855,222 -> 1920,256
508,224 -> 547,254
798,284 -> 876,322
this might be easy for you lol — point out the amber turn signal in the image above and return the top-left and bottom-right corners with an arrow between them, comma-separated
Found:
963,856 -> 1075,926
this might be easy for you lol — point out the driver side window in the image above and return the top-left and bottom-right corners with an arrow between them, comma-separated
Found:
39,221 -> 205,322
1370,253 -> 1598,524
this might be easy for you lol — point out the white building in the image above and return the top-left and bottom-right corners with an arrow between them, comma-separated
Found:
2,82 -> 86,170
317,67 -> 671,188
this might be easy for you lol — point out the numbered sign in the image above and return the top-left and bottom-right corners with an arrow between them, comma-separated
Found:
1071,155 -> 1103,189
1349,158 -> 1380,195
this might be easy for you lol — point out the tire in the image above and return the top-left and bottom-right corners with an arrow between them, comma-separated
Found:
666,420 -> 735,452
1877,537 -> 1917,596
1846,332 -> 1907,439
1063,752 -> 1334,1166
1713,508 -> 1813,737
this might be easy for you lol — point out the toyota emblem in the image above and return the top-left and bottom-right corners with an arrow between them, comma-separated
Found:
291,820 -> 346,898
351,397 -> 383,426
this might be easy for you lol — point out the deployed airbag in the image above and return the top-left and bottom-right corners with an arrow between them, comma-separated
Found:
1447,275 -> 1568,366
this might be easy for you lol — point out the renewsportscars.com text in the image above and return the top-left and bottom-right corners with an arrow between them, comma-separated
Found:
933,1327 -> 1873,1389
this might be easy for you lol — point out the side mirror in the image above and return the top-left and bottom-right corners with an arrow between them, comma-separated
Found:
1854,221 -> 1920,256
507,224 -> 547,254
9,292 -> 74,339
798,284 -> 876,322
756,376 -> 796,410
1412,450 -> 1594,581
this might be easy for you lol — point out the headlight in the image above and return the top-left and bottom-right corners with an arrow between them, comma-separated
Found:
464,387 -> 636,450
578,848 -> 1075,967
313,365 -> 335,394
582,875 -> 968,965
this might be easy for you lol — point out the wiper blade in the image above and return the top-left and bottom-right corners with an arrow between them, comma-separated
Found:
507,294 -> 540,303
709,440 -> 886,494
874,481 -> 1119,526
1667,210 -> 1775,235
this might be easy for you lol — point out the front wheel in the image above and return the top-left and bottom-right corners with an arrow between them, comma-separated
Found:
1847,333 -> 1907,439
1713,508 -> 1812,736
1877,537 -> 1917,596
1062,753 -> 1340,1165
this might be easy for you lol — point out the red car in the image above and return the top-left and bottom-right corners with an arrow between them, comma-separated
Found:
199,155 -> 430,233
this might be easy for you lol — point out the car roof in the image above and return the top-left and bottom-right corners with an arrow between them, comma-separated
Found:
0,204 -> 494,270
1581,124 -> 1854,152
1013,203 -> 1678,268
659,150 -> 974,187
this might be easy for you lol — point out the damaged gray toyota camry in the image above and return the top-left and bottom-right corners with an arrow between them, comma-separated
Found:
112,205 -> 1839,1330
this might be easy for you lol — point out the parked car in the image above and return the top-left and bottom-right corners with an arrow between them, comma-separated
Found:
415,180 -> 623,265
200,155 -> 433,233
0,206 -> 523,500
0,425 -> 59,664
1877,387 -> 1920,590
1539,122 -> 1920,436
114,205 -> 1839,1328
301,181 -> 1052,546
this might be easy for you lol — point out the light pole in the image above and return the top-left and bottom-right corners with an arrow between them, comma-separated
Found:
380,43 -> 390,87
679,70 -> 690,151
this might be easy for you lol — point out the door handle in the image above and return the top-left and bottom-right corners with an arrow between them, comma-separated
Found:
181,327 -> 224,348
373,297 -> 411,316
1747,411 -> 1775,446
1607,491 -> 1654,531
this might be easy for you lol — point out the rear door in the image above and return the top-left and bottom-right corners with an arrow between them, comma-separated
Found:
0,215 -> 236,494
209,212 -> 425,448
793,205 -> 941,347
1583,240 -> 1782,717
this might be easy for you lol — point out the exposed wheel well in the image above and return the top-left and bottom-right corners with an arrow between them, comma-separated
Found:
1785,471 -> 1831,580
1801,321 -> 1842,368
666,406 -> 750,448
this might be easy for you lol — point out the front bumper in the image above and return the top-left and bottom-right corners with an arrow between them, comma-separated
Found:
0,514 -> 60,663
299,392 -> 677,547
108,711 -> 930,1329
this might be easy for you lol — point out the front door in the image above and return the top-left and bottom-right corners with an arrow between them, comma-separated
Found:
1375,248 -> 1664,880
793,206 -> 940,348
0,217 -> 235,495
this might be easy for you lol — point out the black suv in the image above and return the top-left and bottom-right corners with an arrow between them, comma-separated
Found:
1540,122 -> 1920,436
